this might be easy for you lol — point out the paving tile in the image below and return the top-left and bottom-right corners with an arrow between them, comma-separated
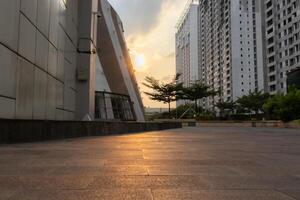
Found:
152,190 -> 296,200
0,127 -> 300,199
104,159 -> 258,167
201,175 -> 300,190
147,166 -> 239,176
279,190 -> 300,199
8,189 -> 153,200
0,189 -> 16,200
88,175 -> 208,190
0,176 -> 94,190
49,165 -> 148,176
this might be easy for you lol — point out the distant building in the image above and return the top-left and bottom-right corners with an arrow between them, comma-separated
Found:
0,0 -> 145,121
176,0 -> 265,109
175,0 -> 200,106
198,0 -> 265,108
287,68 -> 300,90
145,107 -> 171,115
262,0 -> 300,94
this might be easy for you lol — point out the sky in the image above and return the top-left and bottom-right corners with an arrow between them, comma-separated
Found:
108,0 -> 187,108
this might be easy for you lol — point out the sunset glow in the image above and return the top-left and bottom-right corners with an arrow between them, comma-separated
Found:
133,53 -> 146,71
108,0 -> 187,108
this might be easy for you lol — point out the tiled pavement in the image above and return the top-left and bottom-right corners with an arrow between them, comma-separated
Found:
0,127 -> 300,199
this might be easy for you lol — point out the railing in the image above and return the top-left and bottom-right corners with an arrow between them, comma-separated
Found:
95,91 -> 136,121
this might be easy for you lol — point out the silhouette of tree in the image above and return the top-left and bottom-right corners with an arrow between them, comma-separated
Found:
143,74 -> 183,118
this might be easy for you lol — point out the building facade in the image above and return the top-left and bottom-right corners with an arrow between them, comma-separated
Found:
176,0 -> 265,109
95,0 -> 145,121
198,0 -> 265,108
176,0 -> 300,110
0,0 -> 145,121
175,0 -> 200,106
0,0 -> 80,120
262,0 -> 300,94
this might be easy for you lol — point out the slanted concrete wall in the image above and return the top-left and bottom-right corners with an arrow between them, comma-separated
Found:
0,120 -> 182,144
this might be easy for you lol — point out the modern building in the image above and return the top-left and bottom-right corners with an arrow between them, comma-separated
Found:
287,68 -> 300,89
95,0 -> 145,121
175,0 -> 200,106
0,0 -> 145,122
0,0 -> 80,120
176,0 -> 265,109
262,0 -> 300,95
198,0 -> 265,108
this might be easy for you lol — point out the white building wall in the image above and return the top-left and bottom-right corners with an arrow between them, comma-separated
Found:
231,0 -> 264,101
197,0 -> 265,109
176,2 -> 199,106
263,0 -> 300,94
95,56 -> 111,93
0,0 -> 79,120
100,0 -> 145,122
76,0 -> 99,120
189,5 -> 200,82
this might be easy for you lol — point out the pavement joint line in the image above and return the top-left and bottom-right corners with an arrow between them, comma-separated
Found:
149,189 -> 155,200
1,127 -> 300,199
275,189 -> 298,200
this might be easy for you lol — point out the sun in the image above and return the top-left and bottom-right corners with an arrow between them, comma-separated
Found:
134,54 -> 146,70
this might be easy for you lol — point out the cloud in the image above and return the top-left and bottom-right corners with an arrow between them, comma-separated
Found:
108,0 -> 165,35
165,52 -> 175,58
107,0 -> 187,108
161,75 -> 174,82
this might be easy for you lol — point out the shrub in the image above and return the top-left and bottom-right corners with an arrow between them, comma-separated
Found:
263,89 -> 300,122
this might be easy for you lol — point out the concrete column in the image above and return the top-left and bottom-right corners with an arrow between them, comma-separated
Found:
76,0 -> 99,120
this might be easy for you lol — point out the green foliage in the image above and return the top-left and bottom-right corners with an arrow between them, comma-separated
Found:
170,103 -> 202,119
236,91 -> 269,114
291,119 -> 300,124
143,74 -> 183,117
178,81 -> 217,102
195,110 -> 217,121
144,75 -> 299,122
143,75 -> 182,104
263,89 -> 300,122
215,101 -> 236,117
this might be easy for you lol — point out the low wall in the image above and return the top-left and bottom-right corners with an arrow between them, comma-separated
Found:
153,119 -> 300,129
196,121 -> 300,128
0,120 -> 182,144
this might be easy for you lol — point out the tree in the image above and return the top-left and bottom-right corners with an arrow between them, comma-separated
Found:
143,74 -> 183,118
236,91 -> 269,116
263,88 -> 300,122
177,81 -> 217,109
216,101 -> 236,118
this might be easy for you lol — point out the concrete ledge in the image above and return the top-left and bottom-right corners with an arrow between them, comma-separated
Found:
153,119 -> 300,129
196,121 -> 300,128
0,120 -> 182,144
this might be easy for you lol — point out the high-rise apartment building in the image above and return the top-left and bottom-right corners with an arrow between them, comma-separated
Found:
262,0 -> 300,94
175,0 -> 199,106
175,1 -> 199,87
0,0 -> 145,121
198,0 -> 265,108
176,0 -> 265,108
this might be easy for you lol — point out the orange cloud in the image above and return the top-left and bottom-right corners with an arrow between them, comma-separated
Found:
110,0 -> 187,108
